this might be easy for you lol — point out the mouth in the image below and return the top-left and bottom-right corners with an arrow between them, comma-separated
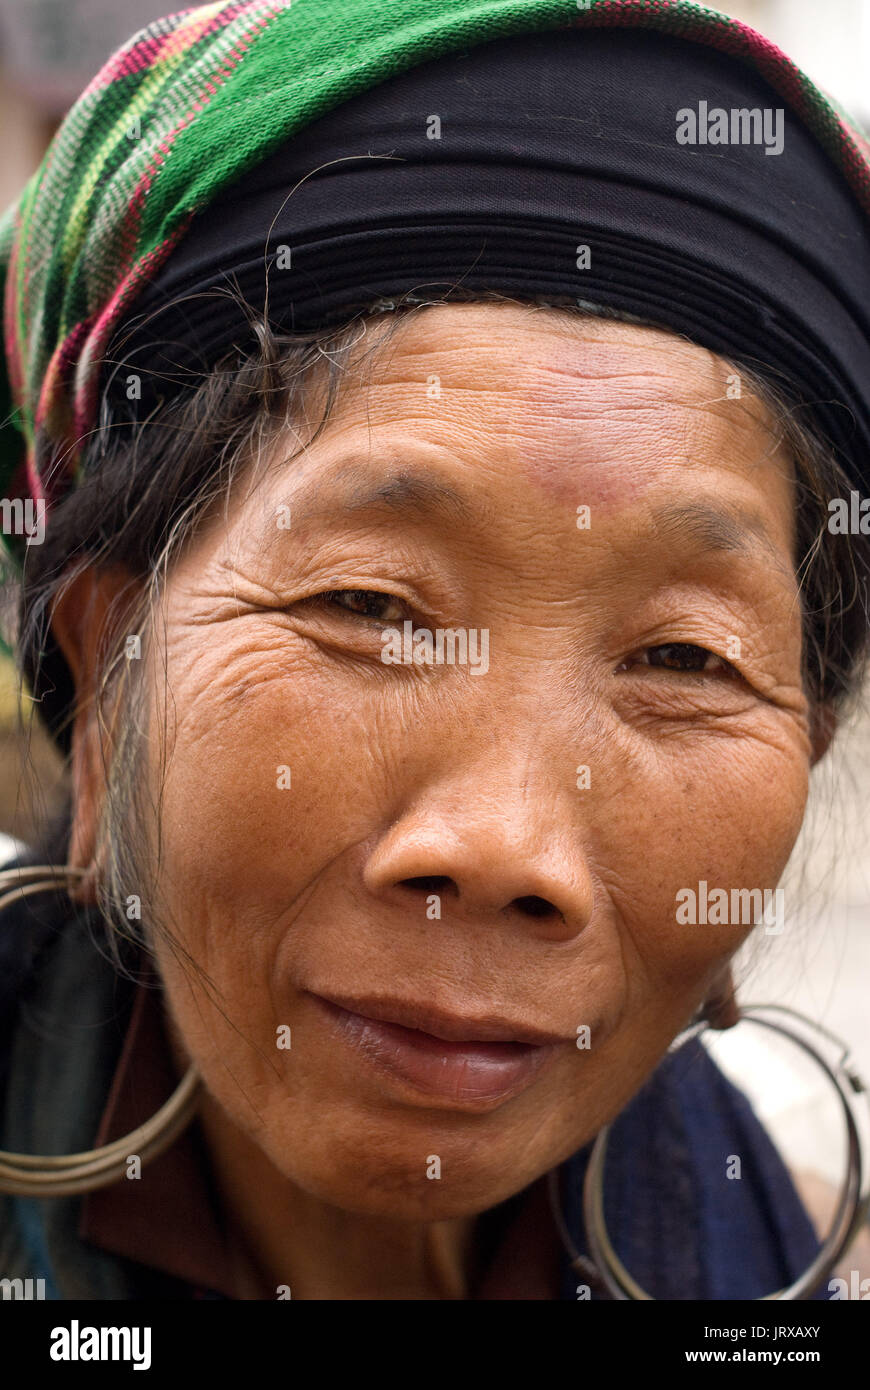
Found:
307,990 -> 568,1108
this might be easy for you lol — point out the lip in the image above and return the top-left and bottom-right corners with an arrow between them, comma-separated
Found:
308,990 -> 567,1107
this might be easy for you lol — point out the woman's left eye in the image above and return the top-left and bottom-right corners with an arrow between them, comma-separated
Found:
620,643 -> 736,676
316,589 -> 409,623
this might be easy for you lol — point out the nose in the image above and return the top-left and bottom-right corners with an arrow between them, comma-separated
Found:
362,763 -> 595,943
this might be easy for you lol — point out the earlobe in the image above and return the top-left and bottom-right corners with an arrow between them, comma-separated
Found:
701,964 -> 740,1031
65,710 -> 102,902
808,700 -> 837,766
48,564 -> 139,900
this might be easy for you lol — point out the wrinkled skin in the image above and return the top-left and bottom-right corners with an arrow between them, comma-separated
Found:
53,304 -> 827,1298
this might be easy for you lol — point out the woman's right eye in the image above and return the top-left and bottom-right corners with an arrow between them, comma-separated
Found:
315,589 -> 409,623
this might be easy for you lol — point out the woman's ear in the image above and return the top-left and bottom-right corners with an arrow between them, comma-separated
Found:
48,564 -> 139,901
809,701 -> 837,767
701,964 -> 740,1030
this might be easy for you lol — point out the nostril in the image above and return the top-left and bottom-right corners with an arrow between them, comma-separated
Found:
397,881 -> 563,922
513,895 -> 560,920
401,875 -> 455,895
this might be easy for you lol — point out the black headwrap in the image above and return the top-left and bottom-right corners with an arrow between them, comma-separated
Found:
106,27 -> 870,483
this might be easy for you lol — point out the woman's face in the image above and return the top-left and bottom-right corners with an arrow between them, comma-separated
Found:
104,304 -> 816,1219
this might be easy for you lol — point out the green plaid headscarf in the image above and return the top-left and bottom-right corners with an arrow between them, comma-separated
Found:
1,0 -> 869,571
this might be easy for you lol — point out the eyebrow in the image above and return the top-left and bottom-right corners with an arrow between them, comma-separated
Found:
647,501 -> 783,562
277,462 -> 785,564
286,464 -> 477,528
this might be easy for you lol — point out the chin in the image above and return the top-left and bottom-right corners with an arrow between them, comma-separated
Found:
251,1115 -> 549,1221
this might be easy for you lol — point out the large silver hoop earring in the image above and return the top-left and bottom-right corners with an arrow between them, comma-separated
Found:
549,1004 -> 870,1300
0,864 -> 201,1197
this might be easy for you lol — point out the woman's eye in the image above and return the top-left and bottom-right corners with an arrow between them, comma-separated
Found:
318,589 -> 409,623
624,643 -> 736,675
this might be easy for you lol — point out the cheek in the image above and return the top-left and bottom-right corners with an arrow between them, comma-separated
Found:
139,631 -> 400,1097
142,626 -> 400,949
597,732 -> 809,999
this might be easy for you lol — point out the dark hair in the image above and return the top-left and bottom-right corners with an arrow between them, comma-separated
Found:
3,285 -> 869,953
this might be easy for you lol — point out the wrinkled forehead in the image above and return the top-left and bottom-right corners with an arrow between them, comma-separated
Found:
275,305 -> 796,548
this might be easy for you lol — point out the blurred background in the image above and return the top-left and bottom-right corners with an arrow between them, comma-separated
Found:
0,0 -> 868,1255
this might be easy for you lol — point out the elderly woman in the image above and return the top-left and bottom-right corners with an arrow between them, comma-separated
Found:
0,0 -> 868,1302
